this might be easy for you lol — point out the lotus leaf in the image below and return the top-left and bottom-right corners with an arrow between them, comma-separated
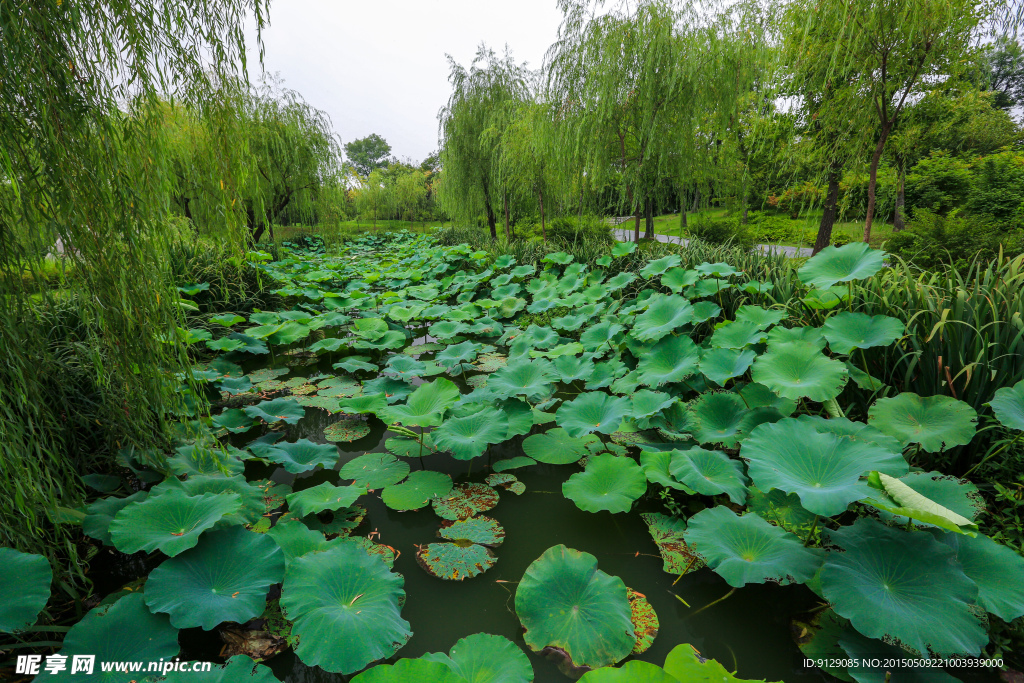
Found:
267,520 -> 338,566
990,379 -> 1024,431
606,272 -> 637,291
543,251 -> 574,265
765,325 -> 826,349
663,643 -> 778,682
580,321 -> 625,351
382,470 -> 453,511
937,532 -> 1024,622
244,398 -> 306,424
353,317 -> 389,340
640,255 -> 681,278
640,512 -> 704,576
210,313 -> 246,327
515,545 -> 635,669
168,444 -> 246,477
699,348 -> 756,385
174,475 -> 267,527
267,321 -> 311,346
630,390 -> 677,422
822,312 -> 904,354
867,393 -> 978,452
0,548 -> 51,633
309,337 -> 349,353
420,632 -> 533,683
638,450 -> 694,493
287,483 -> 366,518
159,655 -> 279,683
110,489 -> 241,557
340,453 -> 410,489
416,542 -> 497,581
84,490 -> 149,546
636,335 -> 701,387
611,242 -> 637,257
668,447 -> 749,504
253,438 -> 339,474
219,376 -> 255,395
798,243 -> 886,289
553,354 -> 597,383
794,414 -> 902,452
838,627 -> 959,683
556,392 -> 631,438
661,267 -> 700,293
335,357 -> 378,373
324,418 -> 372,442
436,340 -> 482,370
433,408 -> 510,460
746,488 -> 816,533
578,660 -> 678,683
379,378 -> 461,427
751,342 -> 848,402
352,659 -> 462,683
338,392 -> 388,414
364,376 -> 414,403
563,454 -> 646,514
432,482 -> 500,520
632,295 -> 694,342
438,515 -> 505,546
385,433 -> 436,457
709,321 -> 768,349
493,456 -> 539,472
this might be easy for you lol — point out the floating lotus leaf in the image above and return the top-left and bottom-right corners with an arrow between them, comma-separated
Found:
521,325 -> 560,348
437,340 -> 483,370
317,376 -> 363,398
578,661 -> 679,683
493,456 -> 538,472
640,512 -> 704,576
746,488 -> 816,533
794,414 -> 902,452
709,321 -> 768,349
766,325 -> 826,349
335,357 -> 378,373
640,255 -> 681,278
741,418 -> 908,516
144,526 -> 285,630
751,342 -> 848,402
990,379 -> 1024,431
416,542 -> 497,581
553,354 -> 597,383
379,378 -> 461,427
110,489 -> 241,557
281,543 -> 411,674
385,433 -> 436,457
485,473 -> 525,495
474,352 -> 508,372
838,626 -> 959,683
323,417 -> 371,442
553,313 -> 588,332
524,428 -> 600,465
867,392 -> 978,452
48,593 -> 179,683
580,321 -> 625,351
432,482 -> 500,520
352,659 -> 462,683
0,548 -> 51,633
243,398 -> 306,424
252,438 -> 339,474
819,517 -> 986,657
684,508 -> 822,587
338,392 -> 388,414
83,490 -> 149,546
433,408 -> 510,460
638,450 -> 694,493
299,503 -> 366,538
247,367 -> 289,383
438,515 -> 505,546
556,392 -> 631,438
382,471 -> 453,511
562,454 -> 646,514
632,295 -> 694,342
699,348 -> 756,385
627,589 -> 658,655
287,483 -> 366,518
486,359 -> 557,402
798,242 -> 885,289
364,376 -> 414,403
636,335 -> 701,387
531,341 -> 585,359
340,453 -> 410,489
668,447 -> 749,504
420,632 -> 533,683
822,312 -> 904,354
663,643 -> 779,682
169,444 -> 246,477
937,531 -> 1024,622
515,545 -> 635,669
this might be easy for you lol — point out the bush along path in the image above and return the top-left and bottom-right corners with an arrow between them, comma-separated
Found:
611,227 -> 815,258
5,232 -> 1024,682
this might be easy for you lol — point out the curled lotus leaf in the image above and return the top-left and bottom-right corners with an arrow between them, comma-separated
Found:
0,548 -> 51,633
709,321 -> 768,349
937,532 -> 1024,622
699,347 -> 757,385
627,589 -> 658,655
416,543 -> 497,581
684,507 -> 823,587
515,544 -> 635,669
556,392 -> 631,438
638,450 -> 694,494
352,659 -> 462,683
640,512 -> 704,576
334,357 -> 378,374
420,632 -> 534,683
432,482 -> 500,521
286,482 -> 366,518
340,453 -> 410,489
384,355 -> 428,378
281,543 -> 412,674
562,454 -> 646,514
632,295 -> 694,342
663,643 -> 779,682
83,490 -> 149,546
668,447 -> 749,505
640,254 -> 681,278
798,242 -> 886,289
252,438 -> 339,474
382,471 -> 454,511
751,342 -> 848,402
109,489 -> 241,557
433,408 -> 510,460
438,515 -> 505,546
867,392 -> 978,452
267,519 -> 338,566
636,335 -> 701,387
822,312 -> 904,354
299,503 -> 366,538
990,379 -> 1024,431
486,358 -> 557,402
686,391 -> 782,447
243,398 -> 306,424
378,378 -> 461,427
522,428 -> 598,466
485,473 -> 526,495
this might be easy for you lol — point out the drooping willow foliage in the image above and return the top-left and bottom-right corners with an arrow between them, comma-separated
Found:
0,0 -> 266,571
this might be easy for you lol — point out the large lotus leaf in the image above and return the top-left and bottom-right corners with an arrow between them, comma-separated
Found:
766,325 -> 826,349
581,321 -> 625,351
338,392 -> 389,414
432,482 -> 500,520
335,356 -> 379,374
630,390 -> 677,422
0,548 -> 51,633
522,428 -> 599,464
632,295 -> 694,342
354,329 -> 407,351
742,418 -> 908,516
351,659 -> 461,683
686,392 -> 782,447
937,531 -> 1024,621
638,450 -> 694,493
797,242 -> 886,289
385,433 -> 436,458
385,355 -> 428,378
433,408 -> 510,460
243,398 -> 306,424
794,414 -> 902,453
822,312 -> 904,354
699,348 -> 756,385
732,305 -> 786,329
515,545 -> 635,669
340,453 -> 410,489
438,516 -> 505,547
640,254 -> 681,278
486,358 -> 557,402
636,335 -> 701,387
746,488 -> 816,533
212,408 -> 257,434
736,382 -> 798,416
324,417 -> 372,442
640,512 -> 704,576
820,517 -> 986,657
838,627 -> 959,683
867,393 -> 978,452
364,376 -> 414,403
437,340 -> 483,370
267,519 -> 338,566
684,508 -> 822,587
226,332 -> 269,354
169,444 -> 246,477
556,392 -> 631,438
379,378 -> 461,427
661,267 -> 700,293
552,354 -> 597,383
663,643 -> 779,682
668,447 -> 748,504
578,660 -> 678,683
267,321 -> 311,346
990,379 -> 1024,431
282,543 -> 411,674
709,321 -> 768,350
420,632 -> 533,683
145,526 -> 284,630
563,454 -> 646,514
48,593 -> 179,683
254,438 -> 339,474
110,489 -> 241,557
309,337 -> 349,353
382,470 -> 453,511
83,490 -> 149,546
416,542 -> 497,581
353,317 -> 389,340
173,475 -> 266,527
751,342 -> 848,402
287,483 -> 366,518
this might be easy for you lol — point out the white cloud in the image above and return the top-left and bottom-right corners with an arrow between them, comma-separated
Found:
246,0 -> 564,163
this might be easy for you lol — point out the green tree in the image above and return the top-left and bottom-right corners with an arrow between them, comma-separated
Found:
345,133 -> 394,177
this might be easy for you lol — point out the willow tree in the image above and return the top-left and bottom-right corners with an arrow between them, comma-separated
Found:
0,1 -> 264,565
438,46 -> 531,238
498,98 -> 563,240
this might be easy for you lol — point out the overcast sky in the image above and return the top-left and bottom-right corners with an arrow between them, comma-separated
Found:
246,0 -> 565,164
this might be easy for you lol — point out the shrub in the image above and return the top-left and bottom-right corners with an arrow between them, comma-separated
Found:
687,214 -> 755,250
967,149 -> 1024,221
905,151 -> 973,215
746,212 -> 794,243
766,181 -> 823,218
542,215 -> 614,246
885,209 -> 1024,273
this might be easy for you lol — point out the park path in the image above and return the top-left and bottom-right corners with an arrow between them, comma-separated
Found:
610,226 -> 813,258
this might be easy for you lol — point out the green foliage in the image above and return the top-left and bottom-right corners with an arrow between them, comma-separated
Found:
345,134 -> 394,177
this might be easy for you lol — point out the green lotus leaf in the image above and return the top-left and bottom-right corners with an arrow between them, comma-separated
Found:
515,544 -> 634,669
838,626 -> 958,683
353,317 -> 389,340
556,392 -> 631,438
353,329 -> 407,351
580,321 -> 625,351
699,348 -> 756,385
311,311 -> 353,328
437,340 -> 483,370
822,312 -> 904,355
48,593 -> 178,683
661,267 -> 700,293
868,393 -> 978,452
552,354 -> 597,383
334,357 -> 379,374
685,392 -> 782,447
219,376 -> 254,395
875,472 -> 976,530
474,352 -> 508,372
182,327 -> 213,344
267,519 -> 339,566
732,306 -> 785,329
287,483 -> 366,518
493,456 -> 538,472
990,379 -> 1024,431
636,335 -> 701,387
169,444 -> 246,477
543,251 -> 574,265
0,548 -> 51,633
640,254 -> 681,278
159,655 -> 279,683
709,321 -> 768,349
83,490 -> 149,546
267,321 -> 311,346
438,515 -> 505,547
309,337 -> 349,353
881,471 -> 983,522
630,390 -> 677,422
364,376 -> 414,403
420,632 -> 533,683
521,427 -> 596,464
522,325 -> 560,348
579,660 -> 677,683
693,278 -> 734,297
416,542 -> 497,581
317,375 -> 362,397
668,447 -> 749,504
210,313 -> 245,327
606,272 -> 637,291
499,398 -> 535,439
531,341 -> 584,359
794,414 -> 903,453
338,392 -> 388,414
798,242 -> 886,289
252,438 -> 339,474
385,433 -> 436,457
340,453 -> 410,489
173,475 -> 268,527
354,659 -> 462,683
382,470 -> 453,511
632,295 -> 694,342
281,543 -> 411,673
937,532 -> 1024,622
486,359 -> 557,402
663,643 -> 778,682
110,489 -> 241,557
207,337 -> 247,353
640,512 -> 704,576
766,325 -> 826,349
741,418 -> 908,516
751,342 -> 848,402
563,454 -> 646,514
638,450 -> 694,493
379,378 -> 461,427
243,398 -> 306,424
820,517 -> 986,657
324,417 -> 372,442
553,313 -> 588,332
746,488 -> 816,533
432,482 -> 500,520
611,242 -> 637,257
144,526 -> 284,630
684,508 -> 822,587
433,408 -> 510,460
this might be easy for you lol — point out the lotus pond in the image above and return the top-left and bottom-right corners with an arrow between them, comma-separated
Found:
6,231 -> 1024,683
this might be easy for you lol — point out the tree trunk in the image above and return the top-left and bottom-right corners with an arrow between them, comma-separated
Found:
813,160 -> 842,255
503,191 -> 510,240
633,207 -> 641,242
740,175 -> 749,225
691,188 -> 700,214
644,196 -> 654,239
863,122 -> 893,242
893,159 -> 906,232
482,181 -> 497,239
538,189 -> 546,243
679,188 -> 687,229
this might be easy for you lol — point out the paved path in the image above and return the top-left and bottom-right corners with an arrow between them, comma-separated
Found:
612,227 -> 812,258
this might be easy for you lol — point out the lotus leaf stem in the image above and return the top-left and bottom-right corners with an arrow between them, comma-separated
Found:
689,586 -> 737,617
